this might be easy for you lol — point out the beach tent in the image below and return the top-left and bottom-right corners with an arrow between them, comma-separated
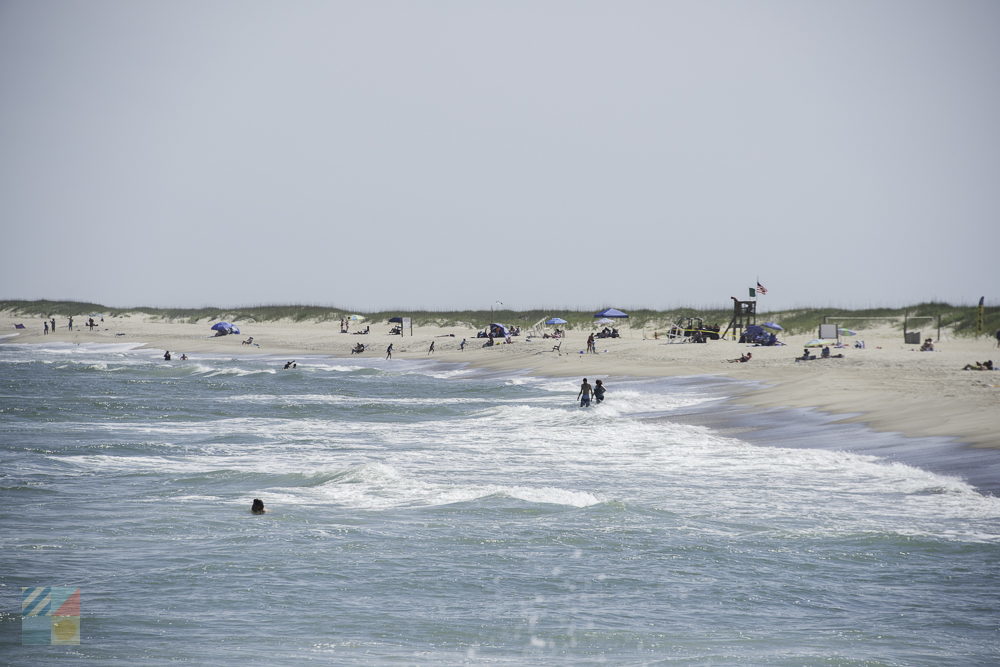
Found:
489,323 -> 509,337
545,317 -> 567,325
211,322 -> 239,335
388,317 -> 403,323
594,308 -> 628,319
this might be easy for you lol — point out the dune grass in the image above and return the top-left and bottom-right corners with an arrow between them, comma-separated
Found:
1,299 -> 996,337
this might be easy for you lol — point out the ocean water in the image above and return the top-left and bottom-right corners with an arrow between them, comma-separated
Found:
1,342 -> 998,665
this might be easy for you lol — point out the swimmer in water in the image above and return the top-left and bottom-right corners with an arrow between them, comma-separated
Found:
251,498 -> 265,514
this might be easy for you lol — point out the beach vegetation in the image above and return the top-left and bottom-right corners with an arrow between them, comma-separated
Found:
1,300 -> 995,337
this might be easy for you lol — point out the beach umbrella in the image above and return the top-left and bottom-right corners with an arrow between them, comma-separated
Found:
388,317 -> 403,323
545,317 -> 567,325
761,322 -> 784,331
228,325 -> 240,335
348,314 -> 365,321
211,322 -> 233,332
594,308 -> 628,318
838,328 -> 857,336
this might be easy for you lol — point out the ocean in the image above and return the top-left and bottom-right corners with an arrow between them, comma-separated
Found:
1,341 -> 998,665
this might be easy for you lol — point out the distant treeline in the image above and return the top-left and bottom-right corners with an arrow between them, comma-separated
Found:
1,299 -> 996,336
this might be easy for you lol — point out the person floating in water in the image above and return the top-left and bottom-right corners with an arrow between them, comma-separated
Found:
251,498 -> 265,514
577,378 -> 593,407
284,360 -> 296,369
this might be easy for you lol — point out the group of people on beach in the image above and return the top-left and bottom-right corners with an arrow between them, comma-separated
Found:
40,316 -> 101,334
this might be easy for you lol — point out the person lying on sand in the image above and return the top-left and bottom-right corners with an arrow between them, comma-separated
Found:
726,352 -> 752,363
962,360 -> 993,370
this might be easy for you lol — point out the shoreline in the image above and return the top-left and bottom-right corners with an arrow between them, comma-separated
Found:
3,312 -> 997,454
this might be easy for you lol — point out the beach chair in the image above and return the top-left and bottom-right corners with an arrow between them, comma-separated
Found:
14,323 -> 25,329
551,342 -> 562,354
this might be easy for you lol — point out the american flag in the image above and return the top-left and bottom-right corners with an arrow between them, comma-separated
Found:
756,281 -> 768,295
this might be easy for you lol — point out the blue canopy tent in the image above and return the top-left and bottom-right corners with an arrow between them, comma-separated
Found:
211,321 -> 239,335
593,308 -> 629,337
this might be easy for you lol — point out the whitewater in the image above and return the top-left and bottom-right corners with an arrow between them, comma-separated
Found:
1,342 -> 997,664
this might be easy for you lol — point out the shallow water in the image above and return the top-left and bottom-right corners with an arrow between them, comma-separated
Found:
1,343 -> 998,664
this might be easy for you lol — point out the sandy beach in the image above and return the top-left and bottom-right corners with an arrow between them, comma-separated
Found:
4,311 -> 998,449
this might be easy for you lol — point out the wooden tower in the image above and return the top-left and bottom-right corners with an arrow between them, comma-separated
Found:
722,297 -> 757,340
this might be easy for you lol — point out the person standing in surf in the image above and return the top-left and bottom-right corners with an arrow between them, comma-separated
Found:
594,379 -> 606,404
386,343 -> 393,360
577,378 -> 593,407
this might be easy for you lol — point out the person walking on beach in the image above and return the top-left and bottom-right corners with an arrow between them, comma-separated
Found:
460,338 -> 466,351
51,318 -> 56,332
577,378 -> 593,407
428,341 -> 435,355
43,321 -> 49,335
386,343 -> 393,360
68,317 -> 73,331
594,379 -> 606,404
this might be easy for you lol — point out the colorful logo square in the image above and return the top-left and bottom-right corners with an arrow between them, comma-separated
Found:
21,587 -> 80,645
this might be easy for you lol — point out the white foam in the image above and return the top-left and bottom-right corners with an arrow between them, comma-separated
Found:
267,462 -> 603,510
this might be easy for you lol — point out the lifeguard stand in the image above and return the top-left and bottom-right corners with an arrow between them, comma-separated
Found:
721,297 -> 757,341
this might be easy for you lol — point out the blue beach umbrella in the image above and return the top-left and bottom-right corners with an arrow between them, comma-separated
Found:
594,308 -> 628,318
761,322 -> 784,331
211,322 -> 232,332
546,317 -> 567,325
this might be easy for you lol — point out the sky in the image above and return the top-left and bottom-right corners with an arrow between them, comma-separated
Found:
2,1 -> 998,312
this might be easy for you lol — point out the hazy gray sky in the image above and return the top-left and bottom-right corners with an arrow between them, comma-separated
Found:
2,1 -> 997,311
